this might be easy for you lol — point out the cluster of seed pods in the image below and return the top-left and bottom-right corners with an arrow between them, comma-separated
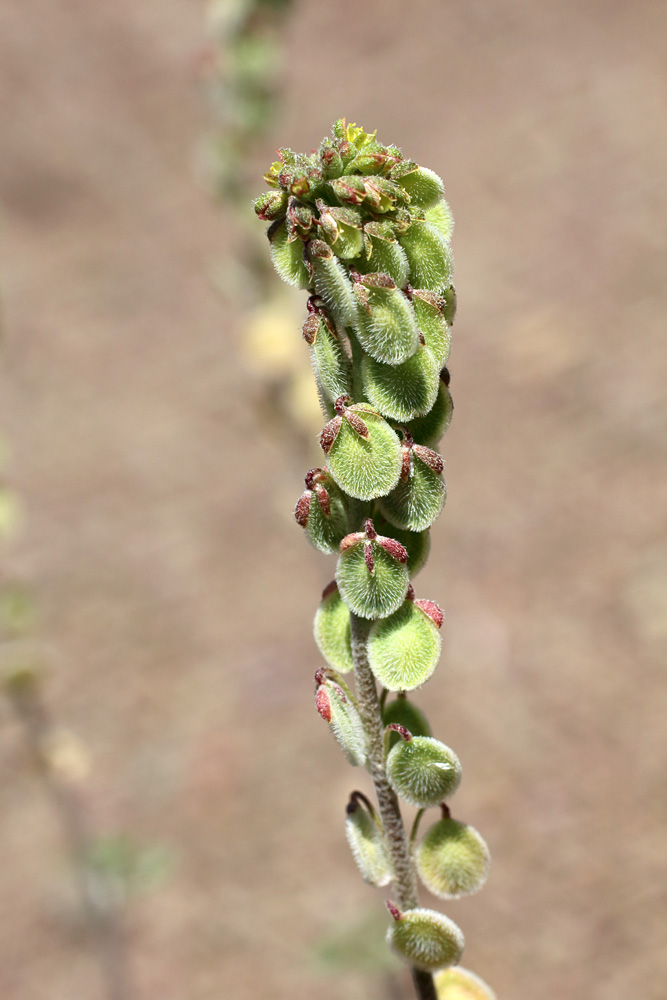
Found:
256,121 -> 493,997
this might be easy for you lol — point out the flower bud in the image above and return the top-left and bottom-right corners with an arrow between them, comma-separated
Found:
345,792 -> 392,887
406,375 -> 454,448
434,967 -> 497,1000
362,176 -> 406,213
315,675 -> 366,766
383,695 -> 431,750
410,289 -> 451,367
425,199 -> 454,244
335,519 -> 409,620
303,309 -> 352,403
352,274 -> 419,366
315,203 -> 364,260
373,514 -> 431,577
386,904 -> 465,972
268,220 -> 310,288
313,581 -> 353,674
395,166 -> 445,209
361,344 -> 439,422
317,139 -> 344,180
368,596 -> 442,691
294,469 -> 349,555
253,189 -> 288,221
355,231 -> 409,287
379,434 -> 446,532
321,402 -> 402,501
416,813 -> 490,900
386,736 -> 461,807
399,222 -> 453,291
307,240 -> 357,328
330,174 -> 367,206
286,196 -> 316,240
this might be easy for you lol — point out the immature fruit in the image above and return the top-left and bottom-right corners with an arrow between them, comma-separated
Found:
294,469 -> 349,555
335,520 -> 409,620
386,904 -> 464,972
302,310 -> 352,403
399,221 -> 453,291
395,166 -> 445,209
373,514 -> 431,577
383,695 -> 431,750
352,273 -> 419,365
379,436 -> 446,532
321,400 -> 402,501
307,240 -> 358,327
345,793 -> 392,887
361,345 -> 439,422
355,234 -> 409,287
368,598 -> 442,691
315,674 -> 366,766
434,967 -> 497,1000
406,375 -> 454,447
313,582 -> 353,674
268,220 -> 310,288
425,199 -> 454,243
417,815 -> 490,900
386,736 -> 461,807
411,289 -> 451,367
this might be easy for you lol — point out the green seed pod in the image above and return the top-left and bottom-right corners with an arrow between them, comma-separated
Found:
302,311 -> 352,403
386,736 -> 461,807
386,904 -> 465,972
425,199 -> 454,243
361,345 -> 439,422
307,240 -> 358,328
373,514 -> 431,577
406,375 -> 454,448
355,234 -> 409,287
315,674 -> 366,766
411,290 -> 451,367
399,222 -> 453,291
294,469 -> 349,555
434,967 -> 497,1000
416,814 -> 490,900
368,597 -> 442,691
345,792 -> 392,887
352,274 -> 419,365
396,166 -> 445,209
316,202 -> 365,260
268,220 -> 310,288
383,695 -> 431,750
335,519 -> 409,620
313,582 -> 353,674
379,436 -> 446,532
321,401 -> 402,501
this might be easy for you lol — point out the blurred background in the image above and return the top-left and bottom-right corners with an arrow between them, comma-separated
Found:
0,1 -> 666,998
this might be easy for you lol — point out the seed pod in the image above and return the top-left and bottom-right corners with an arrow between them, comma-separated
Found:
352,274 -> 420,365
434,967 -> 497,1000
322,401 -> 402,501
268,220 -> 310,288
313,581 -> 353,674
361,345 -> 439,422
416,814 -> 490,900
335,519 -> 409,620
395,166 -> 445,209
373,514 -> 431,577
315,675 -> 366,766
294,469 -> 349,555
383,695 -> 431,750
316,203 -> 364,260
345,792 -> 392,887
425,199 -> 454,243
379,435 -> 446,532
368,597 -> 442,691
303,311 -> 352,403
386,736 -> 461,807
411,290 -> 451,367
307,240 -> 357,327
355,234 -> 409,288
406,376 -> 454,448
399,222 -> 453,291
386,904 -> 465,972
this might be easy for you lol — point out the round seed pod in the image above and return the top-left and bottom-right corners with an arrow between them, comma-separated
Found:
417,816 -> 490,900
307,240 -> 358,328
396,166 -> 445,209
335,526 -> 409,620
355,236 -> 409,287
303,313 -> 353,403
383,696 -> 431,750
434,967 -> 496,1000
406,378 -> 454,448
324,404 -> 402,501
386,736 -> 461,807
387,906 -> 464,972
345,794 -> 392,887
373,515 -> 431,577
315,676 -> 366,766
411,290 -> 451,368
352,275 -> 419,365
268,220 -> 310,288
425,199 -> 454,244
368,599 -> 441,691
379,445 -> 446,532
361,345 -> 439,422
294,471 -> 349,555
313,582 -> 353,674
399,222 -> 453,291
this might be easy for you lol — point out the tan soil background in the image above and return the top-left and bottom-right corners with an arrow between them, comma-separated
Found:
1,1 -> 666,998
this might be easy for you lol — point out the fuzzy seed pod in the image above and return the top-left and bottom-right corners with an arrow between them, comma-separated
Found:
315,675 -> 366,766
379,437 -> 446,532
399,222 -> 453,291
313,582 -> 353,674
406,376 -> 454,448
386,736 -> 461,807
345,793 -> 392,887
321,401 -> 402,501
268,220 -> 310,288
434,967 -> 496,1000
352,274 -> 420,365
386,904 -> 464,972
355,234 -> 409,287
307,240 -> 358,327
416,815 -> 490,900
373,514 -> 431,577
383,695 -> 431,750
317,203 -> 365,260
303,311 -> 353,403
368,597 -> 442,691
425,199 -> 454,244
335,520 -> 409,620
395,166 -> 445,209
294,469 -> 349,555
411,290 -> 451,367
361,345 -> 439,423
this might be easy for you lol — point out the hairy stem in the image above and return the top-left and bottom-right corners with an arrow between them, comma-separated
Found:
350,613 -> 437,1000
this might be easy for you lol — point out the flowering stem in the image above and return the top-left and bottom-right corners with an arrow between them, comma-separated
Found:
349,613 -> 437,1000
